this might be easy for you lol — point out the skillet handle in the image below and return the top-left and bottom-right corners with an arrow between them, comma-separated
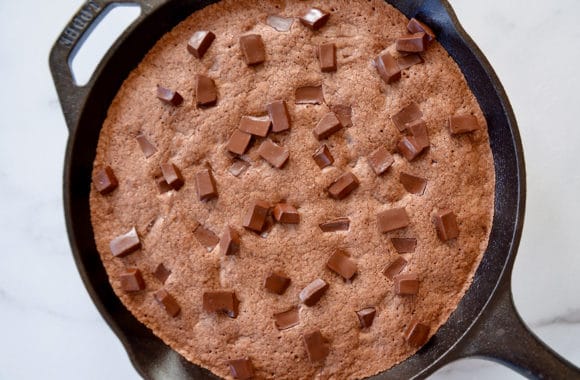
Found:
455,280 -> 580,379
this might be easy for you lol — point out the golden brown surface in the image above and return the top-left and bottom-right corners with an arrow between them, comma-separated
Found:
89,0 -> 495,378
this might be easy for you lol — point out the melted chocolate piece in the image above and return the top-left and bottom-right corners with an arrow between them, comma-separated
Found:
327,172 -> 360,200
326,250 -> 357,280
160,163 -> 184,190
239,115 -> 271,137
448,114 -> 480,134
202,291 -> 239,318
274,307 -> 300,330
318,43 -> 337,72
368,147 -> 394,175
195,74 -> 217,107
313,144 -> 334,169
119,268 -> 145,292
267,14 -> 294,32
395,273 -> 420,295
156,85 -> 183,106
299,8 -> 330,30
264,272 -> 291,295
228,358 -> 254,380
303,330 -> 329,363
377,208 -> 410,233
433,209 -> 459,241
273,203 -> 300,224
313,112 -> 343,140
193,224 -> 220,251
195,168 -> 218,201
110,227 -> 141,257
404,319 -> 431,347
391,238 -> 417,254
383,257 -> 408,280
93,166 -> 118,195
135,134 -> 157,158
299,278 -> 329,306
295,85 -> 324,104
267,100 -> 291,132
398,53 -> 424,70
407,18 -> 436,42
227,130 -> 252,156
375,53 -> 401,84
187,30 -> 215,59
220,226 -> 240,256
240,34 -> 265,65
242,200 -> 271,232
154,263 -> 171,284
257,139 -> 289,168
392,103 -> 423,132
356,307 -> 376,329
319,217 -> 350,232
330,104 -> 352,127
154,289 -> 181,317
396,32 -> 428,53
400,172 -> 427,195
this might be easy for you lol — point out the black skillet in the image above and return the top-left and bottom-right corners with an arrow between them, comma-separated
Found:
50,0 -> 580,378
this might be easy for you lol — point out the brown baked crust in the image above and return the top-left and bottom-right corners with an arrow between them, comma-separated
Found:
89,0 -> 495,379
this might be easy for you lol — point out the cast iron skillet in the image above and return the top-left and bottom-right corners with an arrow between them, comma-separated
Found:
50,0 -> 580,378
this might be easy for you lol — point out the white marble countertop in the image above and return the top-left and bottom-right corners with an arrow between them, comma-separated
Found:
1,0 -> 579,378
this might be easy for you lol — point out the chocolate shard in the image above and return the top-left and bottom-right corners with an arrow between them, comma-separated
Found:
187,30 -> 215,59
136,134 -> 157,158
319,217 -> 350,232
154,289 -> 181,317
398,53 -> 424,70
327,172 -> 359,200
318,43 -> 337,72
433,209 -> 459,241
267,14 -> 294,32
156,85 -> 183,106
240,34 -> 265,65
242,200 -> 271,232
395,273 -> 420,295
155,175 -> 172,194
383,257 -> 408,280
273,203 -> 300,224
299,8 -> 330,30
258,139 -> 289,168
295,85 -> 324,104
110,227 -> 141,257
313,144 -> 334,169
407,119 -> 430,149
154,263 -> 171,284
195,74 -> 217,107
239,115 -> 271,137
303,330 -> 329,363
448,114 -> 480,134
326,250 -> 357,281
392,103 -> 423,132
396,32 -> 428,53
375,53 -> 401,84
274,307 -> 300,330
228,358 -> 254,380
377,208 -> 410,233
400,172 -> 427,195
407,18 -> 436,42
368,147 -> 394,175
227,130 -> 253,156
195,168 -> 218,201
313,112 -> 342,140
264,272 -> 291,295
330,104 -> 352,128
160,163 -> 184,190
391,238 -> 417,254
220,226 -> 240,256
193,224 -> 220,251
397,136 -> 426,161
356,307 -> 376,329
119,268 -> 145,292
267,100 -> 291,132
93,166 -> 118,195
202,291 -> 239,318
299,278 -> 329,306
229,159 -> 250,177
404,319 -> 431,347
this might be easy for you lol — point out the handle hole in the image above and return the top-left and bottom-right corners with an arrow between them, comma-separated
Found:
69,3 -> 141,86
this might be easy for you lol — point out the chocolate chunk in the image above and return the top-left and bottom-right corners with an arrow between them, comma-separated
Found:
267,14 -> 294,32
303,330 -> 329,363
220,226 -> 240,256
240,34 -> 265,66
228,358 -> 254,380
392,103 -> 423,132
375,53 -> 401,84
378,208 -> 410,233
119,268 -> 145,292
404,319 -> 431,347
110,227 -> 141,257
154,289 -> 180,317
156,85 -> 183,106
396,32 -> 428,53
400,172 -> 427,195
239,115 -> 271,137
299,278 -> 329,306
264,272 -> 291,295
448,114 -> 480,134
326,250 -> 357,281
193,224 -> 219,251
154,263 -> 171,284
202,291 -> 239,318
295,85 -> 324,104
330,105 -> 352,128
160,163 -> 184,190
267,100 -> 291,132
398,53 -> 424,70
407,18 -> 436,42
318,43 -> 337,72
258,139 -> 289,168
327,172 -> 359,200
313,112 -> 342,140
227,130 -> 252,155
395,273 -> 420,295
356,307 -> 376,329
229,160 -> 249,177
195,168 -> 218,201
299,8 -> 330,30
274,307 -> 300,330
187,30 -> 215,59
136,134 -> 157,158
273,203 -> 300,224
391,238 -> 417,254
408,119 -> 430,148
313,144 -> 334,169
93,166 -> 118,194
368,147 -> 394,175
433,209 -> 459,241
383,257 -> 408,280
319,217 -> 350,232
242,200 -> 270,232
195,74 -> 217,107
155,175 -> 172,194
397,136 -> 426,161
